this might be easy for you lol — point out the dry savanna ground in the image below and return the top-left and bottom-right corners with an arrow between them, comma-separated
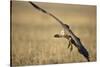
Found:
11,1 -> 96,66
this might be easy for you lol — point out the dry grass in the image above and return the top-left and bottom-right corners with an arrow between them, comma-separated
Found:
11,1 -> 96,66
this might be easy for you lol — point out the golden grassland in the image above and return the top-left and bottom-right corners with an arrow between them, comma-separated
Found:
11,1 -> 96,66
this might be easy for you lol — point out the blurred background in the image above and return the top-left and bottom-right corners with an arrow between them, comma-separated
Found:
11,1 -> 96,66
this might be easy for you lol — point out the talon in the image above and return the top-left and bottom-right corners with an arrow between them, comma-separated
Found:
68,42 -> 70,48
70,44 -> 73,51
67,36 -> 72,48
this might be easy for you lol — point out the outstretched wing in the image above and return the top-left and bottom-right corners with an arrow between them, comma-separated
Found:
76,38 -> 90,61
70,36 -> 90,61
29,1 -> 65,27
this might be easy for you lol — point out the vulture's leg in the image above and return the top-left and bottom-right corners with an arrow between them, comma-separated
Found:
67,42 -> 71,48
70,41 -> 73,51
66,35 -> 73,51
